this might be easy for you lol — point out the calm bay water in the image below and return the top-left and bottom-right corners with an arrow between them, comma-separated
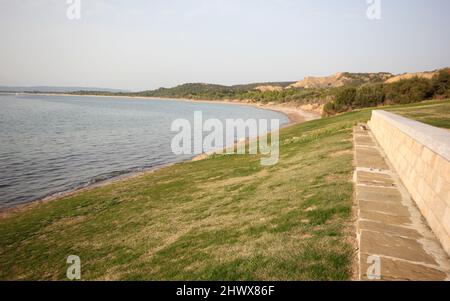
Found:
0,94 -> 288,208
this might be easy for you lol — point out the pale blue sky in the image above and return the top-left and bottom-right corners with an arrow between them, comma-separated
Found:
1,0 -> 449,91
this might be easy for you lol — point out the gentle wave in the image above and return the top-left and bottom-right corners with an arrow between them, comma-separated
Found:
0,94 -> 288,208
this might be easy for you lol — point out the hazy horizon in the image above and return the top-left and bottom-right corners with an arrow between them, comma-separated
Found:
1,0 -> 450,91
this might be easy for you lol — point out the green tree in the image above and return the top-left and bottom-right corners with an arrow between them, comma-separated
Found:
432,70 -> 450,97
354,84 -> 385,108
384,77 -> 433,104
334,87 -> 357,110
322,101 -> 336,117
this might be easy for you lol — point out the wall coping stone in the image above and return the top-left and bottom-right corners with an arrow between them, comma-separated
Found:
372,110 -> 450,162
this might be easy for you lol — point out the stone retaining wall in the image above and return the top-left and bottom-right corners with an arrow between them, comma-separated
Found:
369,110 -> 450,256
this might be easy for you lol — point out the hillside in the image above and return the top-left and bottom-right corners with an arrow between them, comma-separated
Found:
288,72 -> 393,89
385,68 -> 450,84
254,85 -> 284,92
140,82 -> 295,98
14,67 -> 442,117
138,73 -> 397,99
133,68 -> 450,117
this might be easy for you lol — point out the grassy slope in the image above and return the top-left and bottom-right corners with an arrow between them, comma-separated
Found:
0,100 -> 448,280
388,101 -> 450,129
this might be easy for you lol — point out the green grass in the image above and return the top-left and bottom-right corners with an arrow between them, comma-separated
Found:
0,100 -> 448,280
387,100 -> 450,129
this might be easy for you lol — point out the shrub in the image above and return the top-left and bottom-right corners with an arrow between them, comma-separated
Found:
432,70 -> 450,97
354,84 -> 385,108
384,77 -> 433,104
335,87 -> 357,109
323,102 -> 336,117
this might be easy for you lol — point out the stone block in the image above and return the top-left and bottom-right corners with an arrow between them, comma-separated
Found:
356,186 -> 402,203
358,220 -> 421,239
428,196 -> 447,221
359,200 -> 410,217
422,147 -> 435,168
360,210 -> 411,226
356,171 -> 395,188
360,231 -> 437,265
360,254 -> 446,281
443,208 -> 450,237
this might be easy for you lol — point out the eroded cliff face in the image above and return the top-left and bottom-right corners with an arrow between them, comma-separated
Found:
254,85 -> 284,92
285,68 -> 450,90
385,70 -> 442,84
287,72 -> 393,89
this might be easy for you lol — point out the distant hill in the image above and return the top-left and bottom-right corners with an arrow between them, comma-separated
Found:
254,85 -> 284,92
288,72 -> 393,89
140,82 -> 295,99
231,82 -> 295,91
0,86 -> 129,93
141,83 -> 234,98
3,68 -> 448,117
385,70 -> 442,84
133,68 -> 450,117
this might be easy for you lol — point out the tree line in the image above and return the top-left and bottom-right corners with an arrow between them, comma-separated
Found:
323,70 -> 450,116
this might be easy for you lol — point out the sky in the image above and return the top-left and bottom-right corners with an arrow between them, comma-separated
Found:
0,0 -> 450,91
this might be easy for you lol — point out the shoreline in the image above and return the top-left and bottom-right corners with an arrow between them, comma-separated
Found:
0,93 -> 321,218
8,92 -> 322,125
0,162 -> 178,218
